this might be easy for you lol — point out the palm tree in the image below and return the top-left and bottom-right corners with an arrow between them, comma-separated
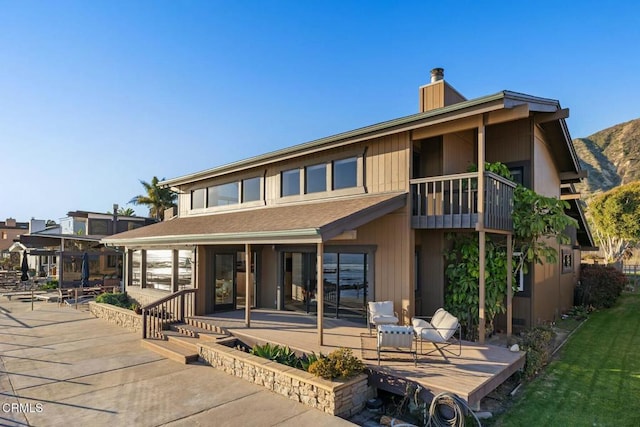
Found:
117,207 -> 136,217
129,176 -> 177,221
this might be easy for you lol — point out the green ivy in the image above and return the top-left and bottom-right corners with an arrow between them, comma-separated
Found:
445,162 -> 578,340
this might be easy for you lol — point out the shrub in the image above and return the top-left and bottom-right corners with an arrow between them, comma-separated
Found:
576,264 -> 627,308
40,281 -> 58,290
250,343 -> 301,369
95,292 -> 131,309
519,326 -> 556,379
308,348 -> 364,380
299,352 -> 321,372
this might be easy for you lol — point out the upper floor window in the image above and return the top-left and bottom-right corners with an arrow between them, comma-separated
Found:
242,177 -> 261,203
208,182 -> 239,207
191,188 -> 206,209
281,169 -> 300,197
305,163 -> 326,194
191,176 -> 262,211
333,157 -> 357,190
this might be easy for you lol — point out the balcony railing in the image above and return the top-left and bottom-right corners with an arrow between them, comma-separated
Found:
410,171 -> 516,231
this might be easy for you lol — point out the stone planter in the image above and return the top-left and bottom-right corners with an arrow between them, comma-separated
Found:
198,340 -> 373,417
89,301 -> 142,332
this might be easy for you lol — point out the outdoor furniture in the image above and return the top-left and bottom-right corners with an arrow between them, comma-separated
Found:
367,300 -> 399,334
412,308 -> 461,357
377,325 -> 416,366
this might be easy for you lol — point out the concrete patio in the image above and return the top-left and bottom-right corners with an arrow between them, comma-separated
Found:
0,299 -> 355,427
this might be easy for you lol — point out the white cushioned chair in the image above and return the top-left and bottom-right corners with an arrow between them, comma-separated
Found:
367,301 -> 399,334
412,308 -> 461,357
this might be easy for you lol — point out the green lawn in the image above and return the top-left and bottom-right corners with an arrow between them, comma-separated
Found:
493,293 -> 640,426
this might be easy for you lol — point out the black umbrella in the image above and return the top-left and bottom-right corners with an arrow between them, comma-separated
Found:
20,250 -> 29,281
81,252 -> 90,287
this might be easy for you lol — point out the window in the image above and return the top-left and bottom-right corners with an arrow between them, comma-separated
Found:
146,249 -> 172,291
131,250 -> 142,287
242,177 -> 261,203
281,169 -> 300,196
178,249 -> 194,290
89,219 -> 110,235
562,249 -> 573,274
208,182 -> 239,207
333,157 -> 357,189
191,188 -> 206,209
305,164 -> 326,194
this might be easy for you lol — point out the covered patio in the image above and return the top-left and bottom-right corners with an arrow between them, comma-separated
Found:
187,308 -> 525,410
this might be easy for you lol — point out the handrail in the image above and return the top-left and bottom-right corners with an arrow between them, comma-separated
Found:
141,288 -> 196,339
410,171 -> 516,231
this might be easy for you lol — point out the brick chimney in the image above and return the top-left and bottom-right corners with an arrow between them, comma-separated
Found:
418,67 -> 467,113
5,218 -> 16,227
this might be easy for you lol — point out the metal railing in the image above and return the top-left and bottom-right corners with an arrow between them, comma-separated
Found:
410,171 -> 516,231
141,288 -> 196,339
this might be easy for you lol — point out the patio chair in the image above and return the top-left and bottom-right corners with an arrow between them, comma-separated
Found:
367,301 -> 399,334
377,325 -> 416,366
412,308 -> 461,357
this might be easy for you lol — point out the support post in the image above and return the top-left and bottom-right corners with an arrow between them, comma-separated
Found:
507,233 -> 513,338
317,242 -> 324,346
477,123 -> 486,343
245,244 -> 252,328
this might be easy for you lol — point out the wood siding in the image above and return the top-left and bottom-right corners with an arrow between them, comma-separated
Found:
485,119 -> 532,164
350,208 -> 413,324
532,125 -> 563,325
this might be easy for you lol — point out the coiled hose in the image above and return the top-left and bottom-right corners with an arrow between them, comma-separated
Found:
426,392 -> 482,427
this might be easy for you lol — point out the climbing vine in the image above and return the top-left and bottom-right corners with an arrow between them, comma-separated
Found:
444,162 -> 578,340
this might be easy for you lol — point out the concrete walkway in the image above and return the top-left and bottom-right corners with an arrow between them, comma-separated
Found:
0,299 -> 355,427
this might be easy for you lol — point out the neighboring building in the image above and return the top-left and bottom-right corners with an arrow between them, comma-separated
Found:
103,68 -> 594,340
19,211 -> 156,287
1,218 -> 29,268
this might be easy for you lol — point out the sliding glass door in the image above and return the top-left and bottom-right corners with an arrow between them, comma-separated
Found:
281,250 -> 370,321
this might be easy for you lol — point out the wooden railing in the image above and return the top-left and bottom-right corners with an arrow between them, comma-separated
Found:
141,289 -> 196,339
410,171 -> 516,231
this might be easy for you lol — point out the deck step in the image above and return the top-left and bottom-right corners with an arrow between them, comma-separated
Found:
169,323 -> 228,341
141,338 -> 199,364
184,317 -> 228,335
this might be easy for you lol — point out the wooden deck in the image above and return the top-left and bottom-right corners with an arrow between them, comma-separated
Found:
188,309 -> 525,409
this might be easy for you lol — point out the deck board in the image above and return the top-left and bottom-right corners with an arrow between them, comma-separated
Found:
189,309 -> 524,408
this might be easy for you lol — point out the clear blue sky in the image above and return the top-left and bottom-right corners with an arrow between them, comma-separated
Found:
2,1 -> 639,222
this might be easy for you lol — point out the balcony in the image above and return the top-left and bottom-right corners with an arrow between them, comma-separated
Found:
410,171 -> 516,231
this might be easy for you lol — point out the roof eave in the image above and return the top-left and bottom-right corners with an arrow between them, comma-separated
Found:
102,228 -> 322,248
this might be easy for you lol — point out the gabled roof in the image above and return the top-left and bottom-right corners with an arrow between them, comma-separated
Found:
161,90 -> 581,188
103,192 -> 407,247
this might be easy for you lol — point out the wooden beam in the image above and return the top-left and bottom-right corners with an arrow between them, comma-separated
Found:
507,234 -> 513,338
317,242 -> 324,346
560,193 -> 581,200
534,108 -> 569,124
484,104 -> 530,126
478,123 -> 486,344
412,115 -> 482,140
245,244 -> 252,327
559,170 -> 588,182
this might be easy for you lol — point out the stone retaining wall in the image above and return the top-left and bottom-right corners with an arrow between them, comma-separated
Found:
198,341 -> 373,417
89,302 -> 142,333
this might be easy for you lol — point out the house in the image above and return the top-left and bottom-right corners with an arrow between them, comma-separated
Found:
103,68 -> 594,343
1,218 -> 29,268
19,210 -> 156,287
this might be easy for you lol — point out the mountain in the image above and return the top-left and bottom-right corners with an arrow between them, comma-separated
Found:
573,117 -> 640,199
